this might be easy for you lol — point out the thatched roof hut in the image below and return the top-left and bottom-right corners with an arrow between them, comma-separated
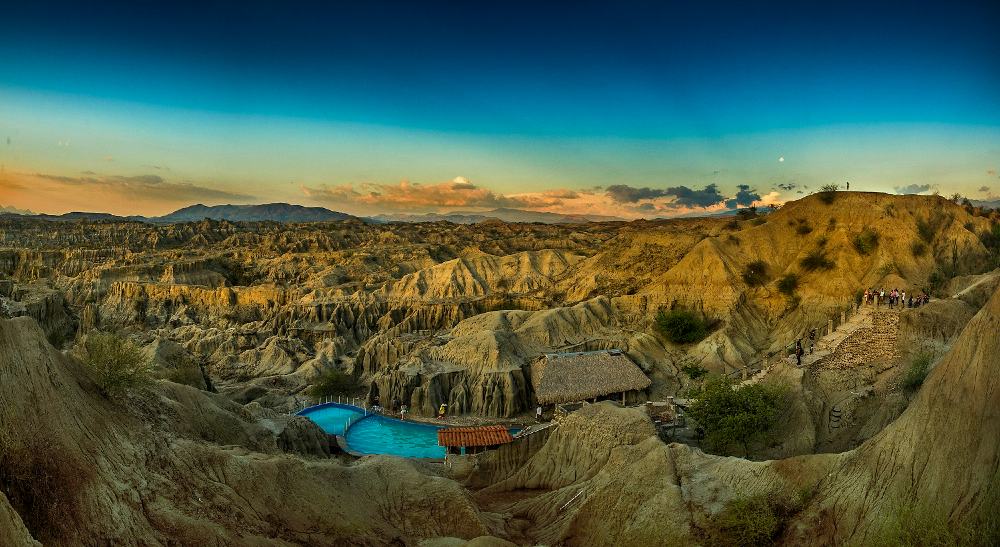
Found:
531,349 -> 651,405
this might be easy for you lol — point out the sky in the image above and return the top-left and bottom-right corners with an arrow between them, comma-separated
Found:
1,0 -> 999,218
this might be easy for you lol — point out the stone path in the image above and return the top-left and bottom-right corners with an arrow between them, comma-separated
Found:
737,304 -> 901,388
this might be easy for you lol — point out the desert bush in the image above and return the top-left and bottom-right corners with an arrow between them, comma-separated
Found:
751,217 -> 766,226
727,234 -> 741,245
704,494 -> 785,547
736,206 -> 758,220
852,228 -> 879,255
877,263 -> 898,277
876,477 -> 1000,547
883,203 -> 897,217
795,223 -> 813,235
776,273 -> 799,296
911,241 -> 927,257
655,309 -> 714,344
82,332 -> 152,398
687,376 -> 786,458
308,368 -> 361,398
902,353 -> 932,393
800,249 -> 835,271
816,235 -> 828,247
818,184 -> 839,204
742,260 -> 770,287
681,362 -> 709,380
724,219 -> 740,231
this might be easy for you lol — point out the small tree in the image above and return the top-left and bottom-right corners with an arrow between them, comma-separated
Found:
776,273 -> 799,296
800,249 -> 835,271
852,228 -> 879,255
818,184 -> 839,204
308,368 -> 361,398
655,309 -> 713,344
82,332 -> 152,398
687,375 -> 786,458
742,260 -> 770,287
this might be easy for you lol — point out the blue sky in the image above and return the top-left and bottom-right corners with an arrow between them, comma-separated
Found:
1,0 -> 999,216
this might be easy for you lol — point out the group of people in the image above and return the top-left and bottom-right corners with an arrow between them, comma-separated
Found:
863,287 -> 930,309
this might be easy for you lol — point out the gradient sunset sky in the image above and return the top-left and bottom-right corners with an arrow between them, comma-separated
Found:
1,0 -> 999,218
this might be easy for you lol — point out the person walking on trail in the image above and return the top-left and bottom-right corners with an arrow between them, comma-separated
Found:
808,328 -> 817,354
535,405 -> 543,423
795,339 -> 804,367
437,403 -> 447,419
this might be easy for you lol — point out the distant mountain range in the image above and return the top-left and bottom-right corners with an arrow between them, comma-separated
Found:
1,203 -> 629,225
150,203 -> 356,223
372,208 -> 625,224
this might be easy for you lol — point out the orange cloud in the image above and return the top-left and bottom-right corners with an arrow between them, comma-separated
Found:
0,170 -> 254,216
302,177 -> 776,219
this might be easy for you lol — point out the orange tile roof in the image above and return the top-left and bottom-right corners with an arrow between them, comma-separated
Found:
437,425 -> 513,447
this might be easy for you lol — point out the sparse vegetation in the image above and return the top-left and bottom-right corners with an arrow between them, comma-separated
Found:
742,260 -> 770,287
724,219 -> 740,231
752,217 -> 766,226
655,309 -> 715,344
687,375 -> 786,458
795,223 -> 813,235
736,206 -> 758,220
681,362 -> 709,380
911,241 -> 927,257
776,273 -> 799,296
877,263 -> 897,277
800,249 -> 835,271
875,477 -> 1000,547
82,332 -> 153,398
902,353 -> 932,393
818,184 -> 839,204
703,493 -> 797,547
308,368 -> 362,398
852,228 -> 879,255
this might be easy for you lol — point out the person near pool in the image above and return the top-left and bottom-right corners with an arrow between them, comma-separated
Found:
438,403 -> 447,419
400,404 -> 408,420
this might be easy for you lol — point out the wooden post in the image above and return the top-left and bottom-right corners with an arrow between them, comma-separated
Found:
828,319 -> 834,336
840,310 -> 846,326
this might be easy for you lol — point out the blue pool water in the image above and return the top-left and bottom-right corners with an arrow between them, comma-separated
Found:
297,403 -> 365,436
300,403 -> 521,459
346,415 -> 447,458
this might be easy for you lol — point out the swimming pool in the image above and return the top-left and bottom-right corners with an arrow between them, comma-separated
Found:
299,403 -> 520,459
346,415 -> 447,458
297,403 -> 366,436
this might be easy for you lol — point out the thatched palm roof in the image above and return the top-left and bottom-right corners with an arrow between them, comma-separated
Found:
531,350 -> 651,404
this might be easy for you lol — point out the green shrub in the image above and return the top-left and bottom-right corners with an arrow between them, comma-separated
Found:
687,376 -> 786,458
852,228 -> 879,255
818,184 -> 839,204
705,494 -> 783,547
776,273 -> 799,296
82,332 -> 153,398
800,249 -> 835,271
911,241 -> 927,257
742,260 -> 770,287
655,309 -> 714,344
681,363 -> 709,380
902,353 -> 932,393
308,368 -> 361,398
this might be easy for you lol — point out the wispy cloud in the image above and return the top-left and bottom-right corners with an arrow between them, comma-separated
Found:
33,172 -> 254,202
894,183 -> 933,195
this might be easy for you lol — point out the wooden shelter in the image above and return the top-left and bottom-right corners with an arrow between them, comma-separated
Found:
531,349 -> 651,405
437,425 -> 514,455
